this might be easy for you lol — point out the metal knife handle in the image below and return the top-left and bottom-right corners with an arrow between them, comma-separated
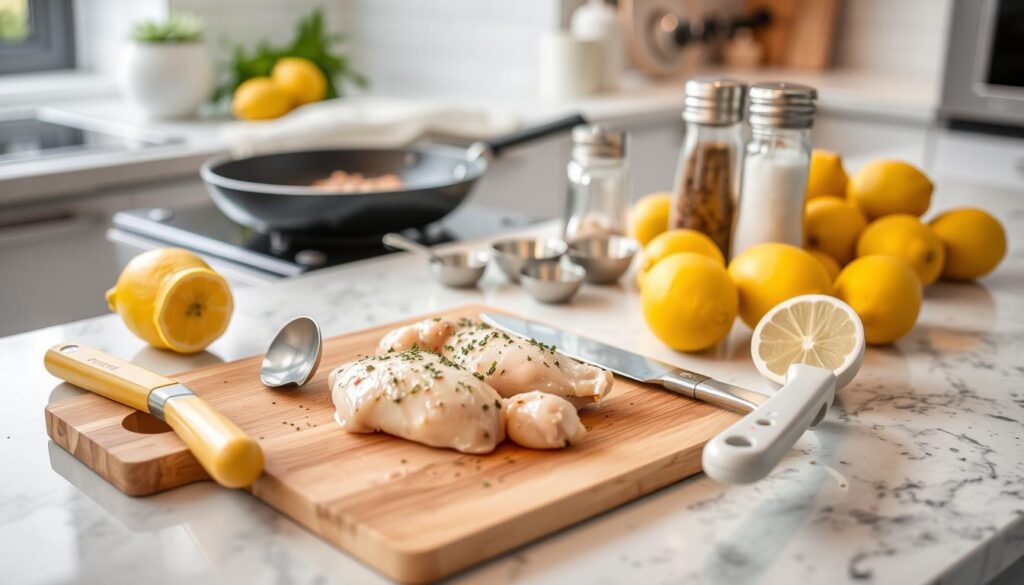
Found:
658,370 -> 764,413
702,364 -> 835,484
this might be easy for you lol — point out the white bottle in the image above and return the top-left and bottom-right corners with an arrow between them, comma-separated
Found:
570,0 -> 624,91
731,82 -> 818,258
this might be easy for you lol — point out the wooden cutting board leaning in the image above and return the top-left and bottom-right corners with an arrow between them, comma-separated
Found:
44,304 -> 740,583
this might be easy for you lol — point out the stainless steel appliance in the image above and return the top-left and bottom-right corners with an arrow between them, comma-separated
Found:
941,0 -> 1024,130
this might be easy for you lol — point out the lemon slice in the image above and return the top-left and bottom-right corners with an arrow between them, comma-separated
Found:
751,294 -> 864,388
155,267 -> 234,353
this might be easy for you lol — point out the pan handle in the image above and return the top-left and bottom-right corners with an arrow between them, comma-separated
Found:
476,113 -> 587,158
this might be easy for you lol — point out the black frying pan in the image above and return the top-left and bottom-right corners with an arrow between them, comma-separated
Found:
200,113 -> 586,236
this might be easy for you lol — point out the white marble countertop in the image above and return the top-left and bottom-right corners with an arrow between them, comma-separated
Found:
2,172 -> 1020,584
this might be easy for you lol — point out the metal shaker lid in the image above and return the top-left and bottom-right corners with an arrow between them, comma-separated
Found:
572,124 -> 626,160
682,77 -> 746,125
746,82 -> 817,129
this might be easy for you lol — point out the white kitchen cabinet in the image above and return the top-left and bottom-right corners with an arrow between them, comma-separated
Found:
0,178 -> 208,336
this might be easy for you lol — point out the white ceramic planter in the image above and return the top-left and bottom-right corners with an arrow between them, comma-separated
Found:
117,41 -> 214,120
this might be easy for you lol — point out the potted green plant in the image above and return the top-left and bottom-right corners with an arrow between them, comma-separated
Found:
117,13 -> 213,120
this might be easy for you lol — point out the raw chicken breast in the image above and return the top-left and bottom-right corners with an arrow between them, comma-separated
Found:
378,318 -> 456,354
329,349 -> 504,454
504,391 -> 587,449
378,317 -> 614,409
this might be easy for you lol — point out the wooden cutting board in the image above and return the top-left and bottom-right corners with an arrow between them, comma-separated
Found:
45,305 -> 739,583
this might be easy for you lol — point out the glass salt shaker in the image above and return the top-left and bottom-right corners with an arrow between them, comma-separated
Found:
731,82 -> 817,258
670,77 -> 746,258
564,125 -> 629,242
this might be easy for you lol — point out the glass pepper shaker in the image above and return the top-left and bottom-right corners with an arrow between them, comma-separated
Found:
564,124 -> 629,242
731,82 -> 817,258
670,77 -> 746,258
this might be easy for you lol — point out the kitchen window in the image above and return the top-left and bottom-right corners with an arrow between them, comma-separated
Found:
0,0 -> 75,74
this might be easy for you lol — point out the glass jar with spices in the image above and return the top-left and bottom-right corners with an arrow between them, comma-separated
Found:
669,77 -> 746,258
564,125 -> 629,242
731,82 -> 817,258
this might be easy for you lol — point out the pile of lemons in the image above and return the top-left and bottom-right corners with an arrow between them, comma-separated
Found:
231,57 -> 327,121
630,153 -> 1007,352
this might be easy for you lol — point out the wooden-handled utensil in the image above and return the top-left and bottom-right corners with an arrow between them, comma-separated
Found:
44,343 -> 263,488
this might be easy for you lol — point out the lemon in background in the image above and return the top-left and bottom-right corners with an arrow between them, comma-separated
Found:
805,150 -> 849,200
727,243 -> 834,329
641,252 -> 738,352
272,57 -> 328,106
231,77 -> 292,120
848,160 -> 933,220
629,193 -> 672,248
106,249 -> 234,353
808,249 -> 841,282
929,208 -> 1007,281
857,214 -> 945,285
637,228 -> 724,287
804,196 -> 868,265
834,255 -> 921,345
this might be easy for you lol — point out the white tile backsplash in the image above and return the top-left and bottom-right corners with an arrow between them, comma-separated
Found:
833,0 -> 953,78
70,0 -> 955,102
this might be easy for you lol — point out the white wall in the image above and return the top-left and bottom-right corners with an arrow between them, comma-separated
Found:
833,0 -> 953,79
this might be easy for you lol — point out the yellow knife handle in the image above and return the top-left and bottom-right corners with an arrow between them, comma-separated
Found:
44,343 -> 264,488
44,343 -> 172,412
162,394 -> 264,488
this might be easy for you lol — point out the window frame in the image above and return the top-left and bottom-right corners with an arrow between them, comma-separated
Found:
0,0 -> 76,75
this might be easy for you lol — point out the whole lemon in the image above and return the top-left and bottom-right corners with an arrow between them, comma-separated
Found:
637,228 -> 725,287
857,214 -> 945,285
848,160 -> 933,220
106,248 -> 234,353
835,255 -> 921,345
806,149 -> 849,200
929,208 -> 1007,281
804,196 -> 868,265
271,57 -> 328,106
629,193 -> 672,247
231,77 -> 292,120
728,243 -> 834,328
808,249 -> 841,282
641,252 -> 738,352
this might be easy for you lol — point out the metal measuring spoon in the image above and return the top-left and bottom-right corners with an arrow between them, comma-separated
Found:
260,316 -> 323,388
383,233 -> 488,288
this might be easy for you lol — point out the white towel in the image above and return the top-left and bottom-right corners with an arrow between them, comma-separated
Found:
218,97 -> 521,157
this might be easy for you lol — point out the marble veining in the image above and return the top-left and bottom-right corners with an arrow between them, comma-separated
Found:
1,176 -> 1023,584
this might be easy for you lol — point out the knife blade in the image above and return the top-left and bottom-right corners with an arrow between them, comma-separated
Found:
480,312 -> 765,413
480,312 -> 837,485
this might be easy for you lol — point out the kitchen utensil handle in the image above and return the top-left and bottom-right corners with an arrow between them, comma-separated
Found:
161,394 -> 264,489
44,343 -> 263,488
44,343 -> 174,412
481,113 -> 587,158
701,364 -> 835,484
659,371 -> 766,413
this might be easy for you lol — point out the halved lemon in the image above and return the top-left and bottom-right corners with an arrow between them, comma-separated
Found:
155,267 -> 234,353
751,294 -> 865,388
107,249 -> 234,354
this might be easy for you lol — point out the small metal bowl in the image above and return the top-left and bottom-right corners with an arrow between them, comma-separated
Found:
491,238 -> 568,283
520,261 -> 585,304
430,250 -> 490,288
567,235 -> 640,284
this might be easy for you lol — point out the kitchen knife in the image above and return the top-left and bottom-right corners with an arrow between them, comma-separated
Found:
44,343 -> 263,488
480,313 -> 836,484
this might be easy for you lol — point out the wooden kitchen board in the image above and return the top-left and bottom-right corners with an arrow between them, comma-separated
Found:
45,305 -> 739,583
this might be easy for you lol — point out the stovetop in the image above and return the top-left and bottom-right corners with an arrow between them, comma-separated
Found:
108,203 -> 534,279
